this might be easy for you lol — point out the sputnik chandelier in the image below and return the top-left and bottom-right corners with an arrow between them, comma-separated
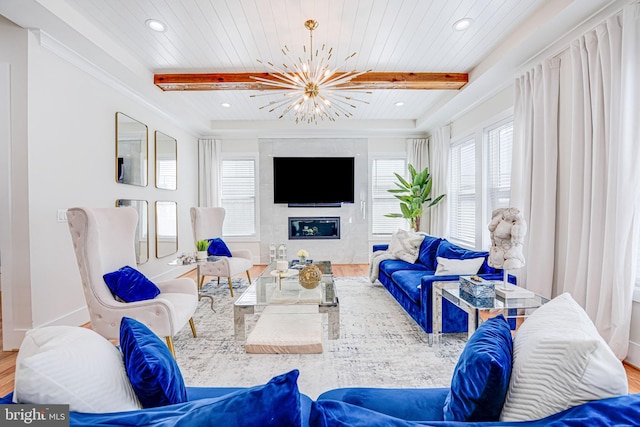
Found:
250,19 -> 371,124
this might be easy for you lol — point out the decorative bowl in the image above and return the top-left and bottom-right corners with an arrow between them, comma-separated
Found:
298,264 -> 322,289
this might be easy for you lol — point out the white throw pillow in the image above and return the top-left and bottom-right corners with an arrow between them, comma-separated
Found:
13,326 -> 141,413
388,229 -> 424,263
500,292 -> 628,421
434,256 -> 485,276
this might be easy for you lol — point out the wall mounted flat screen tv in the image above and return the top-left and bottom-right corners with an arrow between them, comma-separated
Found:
273,157 -> 355,205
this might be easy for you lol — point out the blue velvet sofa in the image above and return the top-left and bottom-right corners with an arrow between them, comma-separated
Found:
312,312 -> 639,426
373,235 -> 516,334
5,303 -> 639,426
1,380 -> 313,427
312,391 -> 640,426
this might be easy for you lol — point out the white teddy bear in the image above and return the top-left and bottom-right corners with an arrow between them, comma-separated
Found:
487,207 -> 527,270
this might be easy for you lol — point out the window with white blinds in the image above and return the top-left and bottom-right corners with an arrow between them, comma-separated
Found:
371,158 -> 409,235
220,158 -> 256,237
449,138 -> 476,246
487,121 -> 513,216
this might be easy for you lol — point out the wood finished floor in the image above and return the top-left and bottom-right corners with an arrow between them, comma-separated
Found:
0,264 -> 638,397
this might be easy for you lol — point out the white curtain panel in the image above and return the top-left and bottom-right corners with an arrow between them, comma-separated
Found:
197,139 -> 221,207
429,126 -> 450,238
510,58 -> 560,298
556,5 -> 640,358
407,138 -> 430,233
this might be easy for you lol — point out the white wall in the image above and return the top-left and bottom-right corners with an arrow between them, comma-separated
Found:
217,136 -> 409,262
259,138 -> 369,264
0,16 -> 33,350
0,23 -> 199,349
449,85 -> 514,139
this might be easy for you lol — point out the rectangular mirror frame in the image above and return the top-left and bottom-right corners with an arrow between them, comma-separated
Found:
155,130 -> 177,190
115,199 -> 149,264
116,112 -> 148,187
155,200 -> 178,258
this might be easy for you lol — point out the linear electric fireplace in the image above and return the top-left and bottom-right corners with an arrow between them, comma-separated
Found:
289,217 -> 340,240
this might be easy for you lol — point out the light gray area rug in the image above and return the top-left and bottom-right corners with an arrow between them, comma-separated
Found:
173,276 -> 466,399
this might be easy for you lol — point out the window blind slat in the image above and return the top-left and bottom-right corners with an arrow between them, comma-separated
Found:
371,158 -> 408,234
220,159 -> 256,237
487,122 -> 513,216
450,139 -> 476,245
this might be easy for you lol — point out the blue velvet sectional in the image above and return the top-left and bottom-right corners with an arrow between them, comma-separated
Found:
373,235 -> 516,334
4,384 -> 638,426
312,390 -> 640,426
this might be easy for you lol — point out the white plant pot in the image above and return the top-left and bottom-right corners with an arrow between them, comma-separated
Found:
197,251 -> 208,261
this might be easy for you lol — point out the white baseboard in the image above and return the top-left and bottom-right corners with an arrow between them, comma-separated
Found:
625,340 -> 640,368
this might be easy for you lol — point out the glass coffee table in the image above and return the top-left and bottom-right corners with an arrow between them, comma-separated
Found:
432,281 -> 549,342
233,261 -> 339,340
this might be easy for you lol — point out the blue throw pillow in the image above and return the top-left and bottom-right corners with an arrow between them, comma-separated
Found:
69,369 -> 303,426
443,315 -> 513,421
207,237 -> 232,257
103,266 -> 160,302
417,234 -> 442,271
436,240 -> 494,274
119,317 -> 187,408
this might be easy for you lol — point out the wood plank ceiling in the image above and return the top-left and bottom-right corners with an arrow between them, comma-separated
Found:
62,0 -> 549,123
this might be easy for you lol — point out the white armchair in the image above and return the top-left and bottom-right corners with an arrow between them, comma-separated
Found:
67,207 -> 198,357
190,207 -> 254,297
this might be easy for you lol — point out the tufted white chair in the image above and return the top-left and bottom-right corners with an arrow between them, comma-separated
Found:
67,207 -> 198,357
190,207 -> 253,297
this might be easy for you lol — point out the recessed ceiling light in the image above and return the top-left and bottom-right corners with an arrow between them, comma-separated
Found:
453,18 -> 473,32
395,102 -> 404,107
221,103 -> 231,108
145,19 -> 166,32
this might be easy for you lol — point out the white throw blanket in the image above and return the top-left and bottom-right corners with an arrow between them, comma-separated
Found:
369,229 -> 425,283
369,250 -> 397,283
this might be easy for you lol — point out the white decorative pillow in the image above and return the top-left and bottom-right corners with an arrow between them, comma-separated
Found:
434,256 -> 485,276
500,292 -> 628,421
13,326 -> 141,413
388,229 -> 424,263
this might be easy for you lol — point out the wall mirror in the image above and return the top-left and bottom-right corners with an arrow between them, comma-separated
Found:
116,112 -> 148,186
115,199 -> 149,264
155,131 -> 177,190
156,201 -> 178,258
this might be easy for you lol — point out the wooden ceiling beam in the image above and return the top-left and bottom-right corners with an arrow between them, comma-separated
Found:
153,72 -> 468,91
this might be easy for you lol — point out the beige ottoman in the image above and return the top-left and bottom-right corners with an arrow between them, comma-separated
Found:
245,305 -> 323,354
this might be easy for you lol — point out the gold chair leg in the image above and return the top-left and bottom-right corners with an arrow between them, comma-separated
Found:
199,275 -> 205,290
246,270 -> 252,283
227,277 -> 234,297
189,317 -> 197,338
165,336 -> 176,359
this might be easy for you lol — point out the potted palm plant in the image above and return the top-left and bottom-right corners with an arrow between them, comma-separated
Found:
385,163 -> 445,231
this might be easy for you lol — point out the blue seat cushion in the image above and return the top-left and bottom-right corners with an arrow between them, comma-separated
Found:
119,317 -> 187,408
443,315 -> 513,421
317,387 -> 448,421
417,235 -> 442,271
379,260 -> 430,278
103,266 -> 160,303
391,270 -> 434,305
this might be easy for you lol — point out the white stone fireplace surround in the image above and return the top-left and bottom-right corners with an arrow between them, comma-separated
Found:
259,138 -> 369,264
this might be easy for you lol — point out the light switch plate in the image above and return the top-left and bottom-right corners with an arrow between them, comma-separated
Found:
57,209 -> 68,222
